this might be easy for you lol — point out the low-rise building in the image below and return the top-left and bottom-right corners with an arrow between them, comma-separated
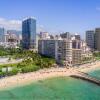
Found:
1,32 -> 21,48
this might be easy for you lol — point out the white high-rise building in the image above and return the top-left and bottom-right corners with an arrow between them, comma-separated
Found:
38,39 -> 73,66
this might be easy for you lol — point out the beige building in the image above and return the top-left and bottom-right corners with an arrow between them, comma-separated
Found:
72,49 -> 82,65
56,39 -> 72,66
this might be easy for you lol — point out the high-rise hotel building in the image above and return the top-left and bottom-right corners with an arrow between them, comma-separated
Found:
38,39 -> 73,66
22,17 -> 36,49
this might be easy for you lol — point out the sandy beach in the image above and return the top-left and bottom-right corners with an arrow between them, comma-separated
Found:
78,60 -> 100,72
0,61 -> 100,90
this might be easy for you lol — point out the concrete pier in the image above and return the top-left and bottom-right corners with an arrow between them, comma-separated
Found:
70,72 -> 100,86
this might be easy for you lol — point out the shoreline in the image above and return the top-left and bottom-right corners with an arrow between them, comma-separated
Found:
0,68 -> 76,90
0,61 -> 100,90
77,60 -> 100,73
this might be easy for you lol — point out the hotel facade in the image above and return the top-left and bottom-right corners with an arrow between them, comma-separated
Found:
38,39 -> 82,66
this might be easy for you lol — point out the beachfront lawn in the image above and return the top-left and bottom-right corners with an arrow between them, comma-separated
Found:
93,52 -> 100,60
0,49 -> 56,77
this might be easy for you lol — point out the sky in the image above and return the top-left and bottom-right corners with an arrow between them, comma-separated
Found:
0,0 -> 100,37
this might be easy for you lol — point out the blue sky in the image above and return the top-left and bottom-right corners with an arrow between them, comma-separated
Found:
0,0 -> 100,37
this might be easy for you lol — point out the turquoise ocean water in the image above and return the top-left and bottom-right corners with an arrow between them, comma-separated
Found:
0,69 -> 100,100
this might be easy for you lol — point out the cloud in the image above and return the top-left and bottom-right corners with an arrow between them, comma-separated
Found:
0,18 -> 21,30
0,17 -> 47,33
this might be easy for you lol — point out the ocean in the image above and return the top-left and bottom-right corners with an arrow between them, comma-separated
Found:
0,69 -> 100,100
